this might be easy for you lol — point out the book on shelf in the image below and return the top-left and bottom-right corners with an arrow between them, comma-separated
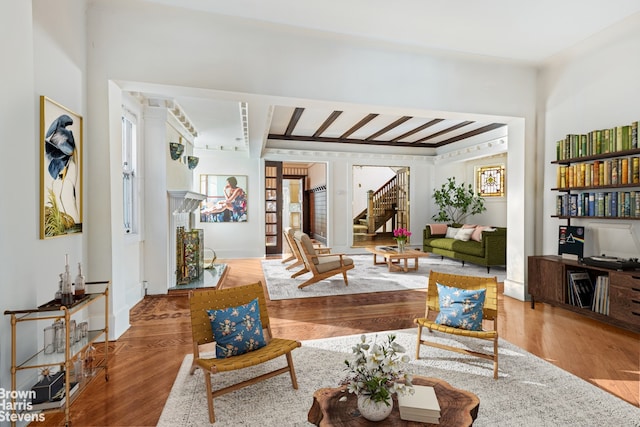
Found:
568,271 -> 594,308
398,385 -> 441,423
30,382 -> 79,411
569,194 -> 578,216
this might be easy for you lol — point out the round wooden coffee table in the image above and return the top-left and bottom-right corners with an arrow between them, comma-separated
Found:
308,376 -> 479,426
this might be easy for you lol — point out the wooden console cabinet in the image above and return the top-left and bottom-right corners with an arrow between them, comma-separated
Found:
528,255 -> 640,333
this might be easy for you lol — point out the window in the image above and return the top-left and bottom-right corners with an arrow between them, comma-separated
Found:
476,165 -> 505,197
122,111 -> 138,234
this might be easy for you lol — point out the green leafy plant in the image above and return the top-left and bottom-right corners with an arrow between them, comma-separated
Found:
431,177 -> 486,224
341,334 -> 413,405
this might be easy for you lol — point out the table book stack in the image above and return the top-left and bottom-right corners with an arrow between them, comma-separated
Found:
397,385 -> 441,424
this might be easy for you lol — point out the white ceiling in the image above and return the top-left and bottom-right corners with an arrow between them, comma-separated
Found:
135,1 -> 640,152
147,0 -> 640,63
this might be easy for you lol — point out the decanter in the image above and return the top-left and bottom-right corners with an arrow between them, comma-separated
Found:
75,262 -> 86,296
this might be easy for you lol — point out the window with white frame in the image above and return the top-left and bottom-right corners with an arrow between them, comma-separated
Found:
122,111 -> 138,234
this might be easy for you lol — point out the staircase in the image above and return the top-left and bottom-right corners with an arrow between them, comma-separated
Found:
353,175 -> 399,242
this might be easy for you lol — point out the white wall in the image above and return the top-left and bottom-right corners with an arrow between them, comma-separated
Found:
4,0 -> 638,409
430,159 -> 508,228
539,13 -> 640,258
467,154 -> 508,227
0,0 -> 540,392
83,0 -> 535,300
0,0 -> 90,403
0,0 -> 37,400
193,149 -> 261,258
307,163 -> 327,188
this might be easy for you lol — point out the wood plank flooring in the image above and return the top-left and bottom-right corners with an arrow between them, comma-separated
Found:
32,257 -> 639,426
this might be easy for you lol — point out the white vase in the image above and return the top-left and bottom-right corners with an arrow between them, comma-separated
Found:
357,394 -> 393,422
397,240 -> 406,253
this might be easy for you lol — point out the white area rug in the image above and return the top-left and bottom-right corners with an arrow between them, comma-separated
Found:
262,254 -> 506,300
158,329 -> 639,426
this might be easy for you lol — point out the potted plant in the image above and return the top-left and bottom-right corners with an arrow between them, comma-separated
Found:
432,177 -> 486,224
341,334 -> 413,421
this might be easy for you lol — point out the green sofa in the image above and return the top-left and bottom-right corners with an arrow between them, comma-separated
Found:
423,225 -> 507,273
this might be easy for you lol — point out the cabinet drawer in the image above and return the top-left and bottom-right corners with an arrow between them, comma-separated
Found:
609,284 -> 640,325
609,272 -> 640,291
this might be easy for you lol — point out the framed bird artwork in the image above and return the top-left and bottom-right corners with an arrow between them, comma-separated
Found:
40,96 -> 83,239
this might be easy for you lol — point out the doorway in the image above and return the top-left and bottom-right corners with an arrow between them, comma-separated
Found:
283,177 -> 304,234
264,161 -> 327,255
352,165 -> 410,247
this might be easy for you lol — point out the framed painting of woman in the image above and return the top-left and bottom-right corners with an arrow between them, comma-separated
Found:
200,175 -> 248,223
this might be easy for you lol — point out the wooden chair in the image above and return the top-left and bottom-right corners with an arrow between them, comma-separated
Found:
281,227 -> 298,265
414,270 -> 499,379
189,282 -> 301,423
292,231 -> 354,289
283,227 -> 331,279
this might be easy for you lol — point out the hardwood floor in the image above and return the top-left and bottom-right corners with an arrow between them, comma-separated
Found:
33,257 -> 639,426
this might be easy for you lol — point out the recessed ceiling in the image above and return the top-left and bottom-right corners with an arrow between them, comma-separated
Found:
268,106 -> 505,150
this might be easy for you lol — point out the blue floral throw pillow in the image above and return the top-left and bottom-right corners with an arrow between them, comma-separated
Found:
435,283 -> 486,331
207,298 -> 267,358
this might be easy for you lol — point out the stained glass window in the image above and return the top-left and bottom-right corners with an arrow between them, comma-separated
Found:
477,165 -> 505,197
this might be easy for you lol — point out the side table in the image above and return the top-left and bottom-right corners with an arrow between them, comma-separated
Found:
308,376 -> 479,426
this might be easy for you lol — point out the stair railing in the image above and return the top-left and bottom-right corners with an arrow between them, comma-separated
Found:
363,175 -> 399,233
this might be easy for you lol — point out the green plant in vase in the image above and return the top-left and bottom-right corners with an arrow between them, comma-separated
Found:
432,177 -> 486,224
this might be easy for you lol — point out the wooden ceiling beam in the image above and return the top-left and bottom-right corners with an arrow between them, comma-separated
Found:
285,107 -> 305,136
392,118 -> 444,142
365,116 -> 412,141
313,110 -> 343,137
433,123 -> 506,147
412,121 -> 474,143
268,133 -> 429,147
340,113 -> 378,139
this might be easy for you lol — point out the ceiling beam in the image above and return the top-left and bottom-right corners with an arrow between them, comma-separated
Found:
392,118 -> 445,142
340,113 -> 378,139
268,133 -> 434,147
365,116 -> 412,141
433,123 -> 506,147
412,121 -> 474,143
313,110 -> 343,137
285,107 -> 305,136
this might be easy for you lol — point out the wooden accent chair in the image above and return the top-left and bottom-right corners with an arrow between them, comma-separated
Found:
281,227 -> 299,265
414,270 -> 499,379
282,227 -> 330,278
189,282 -> 301,423
292,231 -> 354,289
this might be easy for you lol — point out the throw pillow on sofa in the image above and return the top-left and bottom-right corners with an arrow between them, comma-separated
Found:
445,227 -> 460,239
429,223 -> 449,235
471,226 -> 497,242
454,227 -> 475,241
